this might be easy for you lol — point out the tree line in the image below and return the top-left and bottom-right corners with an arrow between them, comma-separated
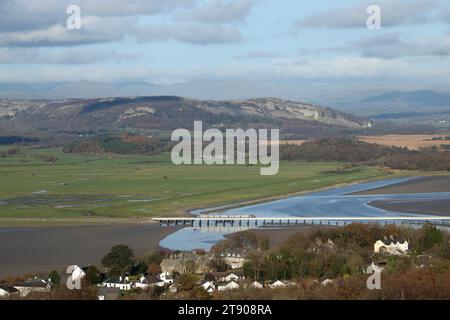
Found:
280,138 -> 450,171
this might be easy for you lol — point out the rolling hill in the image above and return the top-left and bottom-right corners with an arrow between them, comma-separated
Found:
0,96 -> 372,143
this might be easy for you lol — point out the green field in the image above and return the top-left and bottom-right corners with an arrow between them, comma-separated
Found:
0,146 -> 389,219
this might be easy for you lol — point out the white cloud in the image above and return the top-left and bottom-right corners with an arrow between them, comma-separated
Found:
2,55 -> 449,84
0,0 -> 256,47
0,17 -> 132,47
355,32 -> 450,59
192,0 -> 256,24
135,24 -> 244,44
296,0 -> 443,29
0,47 -> 136,64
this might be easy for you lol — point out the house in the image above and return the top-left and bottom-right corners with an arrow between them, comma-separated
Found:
135,275 -> 164,289
159,272 -> 174,285
360,120 -> 374,129
169,283 -> 182,294
269,280 -> 286,289
97,287 -> 121,300
218,281 -> 240,292
320,279 -> 334,286
160,252 -> 211,275
102,276 -> 132,291
220,252 -> 247,270
200,280 -> 216,293
0,285 -> 19,298
212,271 -> 245,283
374,236 -> 409,256
13,277 -> 51,297
248,281 -> 264,289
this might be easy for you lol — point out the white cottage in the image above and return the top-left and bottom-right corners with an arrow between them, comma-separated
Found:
13,277 -> 51,297
102,276 -> 132,291
0,285 -> 19,298
248,281 -> 264,289
269,280 -> 286,289
374,236 -> 409,255
218,280 -> 240,291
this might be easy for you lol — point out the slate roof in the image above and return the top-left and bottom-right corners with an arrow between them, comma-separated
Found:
13,278 -> 48,288
103,276 -> 129,284
0,285 -> 19,293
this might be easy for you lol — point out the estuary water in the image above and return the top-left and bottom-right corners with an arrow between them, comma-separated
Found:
159,177 -> 450,251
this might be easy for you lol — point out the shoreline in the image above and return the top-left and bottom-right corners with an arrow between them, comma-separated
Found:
0,223 -> 181,277
354,175 -> 450,216
0,171 -> 402,228
0,217 -> 156,228
369,199 -> 450,217
185,171 -> 418,216
1,171 -> 445,228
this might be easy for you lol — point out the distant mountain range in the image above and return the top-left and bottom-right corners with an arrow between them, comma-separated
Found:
0,96 -> 371,143
332,90 -> 450,127
361,90 -> 450,107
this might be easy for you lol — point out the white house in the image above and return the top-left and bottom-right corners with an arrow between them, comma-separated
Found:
269,280 -> 286,289
213,271 -> 245,283
159,272 -> 174,285
374,236 -> 409,255
218,281 -> 240,292
320,279 -> 334,286
169,283 -> 182,294
201,281 -> 216,293
0,285 -> 19,298
13,277 -> 51,297
135,275 -> 164,289
248,281 -> 264,289
102,276 -> 132,291
221,253 -> 247,270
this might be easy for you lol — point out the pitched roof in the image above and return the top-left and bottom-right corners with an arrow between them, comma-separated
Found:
103,276 -> 130,284
13,278 -> 48,288
142,275 -> 161,284
0,285 -> 19,293
212,271 -> 244,278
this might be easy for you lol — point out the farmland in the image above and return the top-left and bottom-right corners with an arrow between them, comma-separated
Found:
359,134 -> 450,151
0,146 -> 388,221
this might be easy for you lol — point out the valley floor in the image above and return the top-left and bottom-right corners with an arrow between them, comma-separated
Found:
0,146 -> 390,224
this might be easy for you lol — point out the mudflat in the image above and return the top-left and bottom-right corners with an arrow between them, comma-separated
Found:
0,224 -> 180,277
369,199 -> 450,216
352,176 -> 450,195
353,175 -> 450,216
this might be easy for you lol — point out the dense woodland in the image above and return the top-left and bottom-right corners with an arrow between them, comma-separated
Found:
62,133 -> 170,155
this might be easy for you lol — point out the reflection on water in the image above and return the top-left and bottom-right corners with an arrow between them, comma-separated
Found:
160,177 -> 450,251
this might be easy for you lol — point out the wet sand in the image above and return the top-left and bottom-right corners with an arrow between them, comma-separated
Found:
352,176 -> 450,195
353,176 -> 450,216
370,199 -> 450,216
0,224 -> 180,277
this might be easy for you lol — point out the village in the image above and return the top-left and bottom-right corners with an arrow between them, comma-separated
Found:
0,225 -> 421,301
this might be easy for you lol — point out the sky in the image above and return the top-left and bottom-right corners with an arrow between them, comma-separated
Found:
1,0 -> 450,100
